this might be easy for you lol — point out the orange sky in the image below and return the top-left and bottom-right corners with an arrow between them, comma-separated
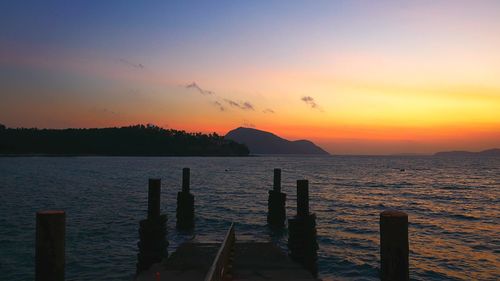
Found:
1,1 -> 499,154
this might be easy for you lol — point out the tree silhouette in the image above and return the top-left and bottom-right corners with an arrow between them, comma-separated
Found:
0,124 -> 249,156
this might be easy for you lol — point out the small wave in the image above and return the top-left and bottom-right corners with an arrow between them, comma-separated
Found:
451,213 -> 481,221
439,184 -> 487,190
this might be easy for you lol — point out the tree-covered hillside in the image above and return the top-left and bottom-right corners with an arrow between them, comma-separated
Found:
0,124 -> 249,156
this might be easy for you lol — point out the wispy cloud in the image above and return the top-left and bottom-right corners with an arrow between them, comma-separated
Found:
262,108 -> 275,114
183,81 -> 259,113
242,102 -> 254,110
301,96 -> 322,111
185,82 -> 214,95
224,99 -> 239,107
224,99 -> 255,111
118,58 -> 144,69
90,107 -> 118,115
213,101 -> 225,111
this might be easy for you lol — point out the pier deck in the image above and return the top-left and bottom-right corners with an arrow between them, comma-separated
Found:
231,242 -> 318,280
135,241 -> 317,281
135,242 -> 219,281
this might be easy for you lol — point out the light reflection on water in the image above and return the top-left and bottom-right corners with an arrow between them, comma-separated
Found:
0,156 -> 499,280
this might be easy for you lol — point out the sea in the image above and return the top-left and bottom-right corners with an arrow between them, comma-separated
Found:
0,156 -> 499,280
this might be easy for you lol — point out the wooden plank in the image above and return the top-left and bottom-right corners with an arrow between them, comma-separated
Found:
231,242 -> 318,281
135,243 -> 220,281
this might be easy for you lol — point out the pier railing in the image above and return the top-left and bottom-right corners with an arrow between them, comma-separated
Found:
204,223 -> 235,281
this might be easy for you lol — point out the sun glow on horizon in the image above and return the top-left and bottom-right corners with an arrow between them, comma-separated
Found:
1,1 -> 499,154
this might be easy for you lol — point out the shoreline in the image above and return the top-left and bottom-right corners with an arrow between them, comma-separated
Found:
0,153 -> 255,157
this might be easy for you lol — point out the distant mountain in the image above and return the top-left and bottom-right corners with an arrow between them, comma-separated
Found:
225,127 -> 329,155
434,148 -> 500,157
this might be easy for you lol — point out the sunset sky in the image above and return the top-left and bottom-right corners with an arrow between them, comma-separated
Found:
1,1 -> 499,154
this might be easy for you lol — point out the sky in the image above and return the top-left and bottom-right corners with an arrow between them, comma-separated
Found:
1,0 -> 499,154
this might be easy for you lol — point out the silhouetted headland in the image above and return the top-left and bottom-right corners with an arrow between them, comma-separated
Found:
0,124 -> 249,156
434,148 -> 500,157
225,127 -> 329,155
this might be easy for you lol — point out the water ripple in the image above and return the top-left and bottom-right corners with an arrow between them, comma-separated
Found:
0,156 -> 498,280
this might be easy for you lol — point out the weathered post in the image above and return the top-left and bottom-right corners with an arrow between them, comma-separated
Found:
148,179 -> 161,219
177,168 -> 195,229
273,168 -> 281,192
267,168 -> 286,227
137,179 -> 168,273
36,210 -> 65,281
182,167 -> 190,193
288,180 -> 318,276
380,210 -> 409,281
296,180 -> 309,217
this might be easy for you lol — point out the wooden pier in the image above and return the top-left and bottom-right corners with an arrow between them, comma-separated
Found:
33,168 -> 410,281
135,224 -> 319,281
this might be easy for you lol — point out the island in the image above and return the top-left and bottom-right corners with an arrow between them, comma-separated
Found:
0,124 -> 249,156
225,127 -> 329,155
434,148 -> 500,157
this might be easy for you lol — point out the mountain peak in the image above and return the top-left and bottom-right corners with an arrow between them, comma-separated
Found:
225,127 -> 329,155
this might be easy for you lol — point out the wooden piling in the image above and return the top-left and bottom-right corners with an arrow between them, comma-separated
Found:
297,180 -> 309,217
273,168 -> 281,192
267,168 -> 286,227
36,210 -> 65,281
177,168 -> 195,229
288,179 -> 317,276
148,179 -> 161,219
137,179 -> 168,273
380,210 -> 409,281
182,168 -> 190,193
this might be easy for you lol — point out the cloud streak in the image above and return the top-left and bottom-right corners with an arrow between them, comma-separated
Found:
90,107 -> 118,115
185,82 -> 214,95
224,99 -> 255,110
119,58 -> 144,69
301,96 -> 322,111
184,81 -> 262,113
213,101 -> 225,111
263,108 -> 275,114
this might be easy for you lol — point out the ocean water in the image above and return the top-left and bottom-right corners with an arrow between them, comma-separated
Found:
0,156 -> 499,281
